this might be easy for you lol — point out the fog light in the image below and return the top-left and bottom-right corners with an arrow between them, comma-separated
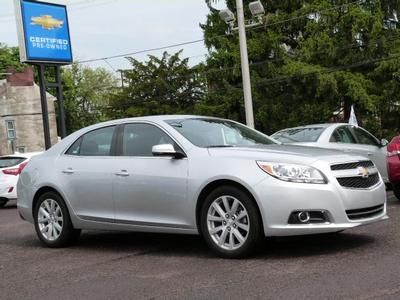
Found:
297,211 -> 310,223
288,210 -> 330,224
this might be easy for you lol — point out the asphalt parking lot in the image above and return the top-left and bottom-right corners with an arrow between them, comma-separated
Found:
1,192 -> 399,300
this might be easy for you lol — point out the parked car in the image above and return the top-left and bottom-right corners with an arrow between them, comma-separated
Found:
271,123 -> 389,183
0,152 -> 41,208
387,135 -> 400,200
17,116 -> 387,258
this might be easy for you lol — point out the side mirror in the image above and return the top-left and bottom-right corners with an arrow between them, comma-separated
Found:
152,144 -> 185,159
380,139 -> 389,147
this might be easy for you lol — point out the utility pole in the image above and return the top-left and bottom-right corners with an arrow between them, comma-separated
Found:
235,0 -> 255,128
220,1 -> 264,128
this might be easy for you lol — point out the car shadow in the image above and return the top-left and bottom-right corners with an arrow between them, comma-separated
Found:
69,230 -> 374,260
1,202 -> 17,209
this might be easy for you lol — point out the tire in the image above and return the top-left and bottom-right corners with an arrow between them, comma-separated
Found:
393,184 -> 400,201
33,191 -> 81,248
0,199 -> 7,208
200,185 -> 262,258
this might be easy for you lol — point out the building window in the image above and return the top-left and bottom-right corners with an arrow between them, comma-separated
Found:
6,120 -> 16,140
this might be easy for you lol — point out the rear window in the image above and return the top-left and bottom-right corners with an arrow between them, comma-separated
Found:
272,127 -> 325,143
0,157 -> 26,168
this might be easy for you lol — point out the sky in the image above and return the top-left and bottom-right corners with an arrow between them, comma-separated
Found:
0,0 -> 225,73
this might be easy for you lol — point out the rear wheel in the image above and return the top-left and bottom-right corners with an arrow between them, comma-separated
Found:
393,184 -> 400,201
33,191 -> 81,247
0,199 -> 7,208
200,186 -> 262,258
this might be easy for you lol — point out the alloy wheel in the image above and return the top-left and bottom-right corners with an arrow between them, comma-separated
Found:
207,195 -> 250,250
38,198 -> 64,241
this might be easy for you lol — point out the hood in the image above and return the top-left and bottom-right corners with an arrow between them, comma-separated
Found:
207,144 -> 367,165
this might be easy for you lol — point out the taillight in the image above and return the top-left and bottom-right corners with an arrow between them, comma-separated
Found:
2,168 -> 19,176
18,161 -> 28,173
387,142 -> 400,157
2,161 -> 28,176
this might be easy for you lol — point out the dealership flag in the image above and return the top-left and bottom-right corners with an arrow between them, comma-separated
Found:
349,105 -> 358,127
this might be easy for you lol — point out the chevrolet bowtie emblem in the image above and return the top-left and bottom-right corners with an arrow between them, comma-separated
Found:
357,167 -> 370,178
31,15 -> 64,30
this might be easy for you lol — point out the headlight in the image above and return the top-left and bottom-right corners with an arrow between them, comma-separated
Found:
256,161 -> 327,184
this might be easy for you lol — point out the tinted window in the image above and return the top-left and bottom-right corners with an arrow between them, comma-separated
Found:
272,127 -> 324,143
351,127 -> 379,146
330,127 -> 356,144
70,126 -> 116,156
166,118 -> 275,147
0,157 -> 26,168
65,138 -> 82,156
122,123 -> 174,156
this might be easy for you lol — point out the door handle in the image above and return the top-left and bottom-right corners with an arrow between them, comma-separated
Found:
367,152 -> 373,156
62,168 -> 75,174
115,170 -> 129,177
343,149 -> 352,153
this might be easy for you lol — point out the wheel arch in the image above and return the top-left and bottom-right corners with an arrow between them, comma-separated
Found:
32,186 -> 68,217
195,179 -> 265,235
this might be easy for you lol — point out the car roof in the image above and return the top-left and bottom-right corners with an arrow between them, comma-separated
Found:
273,123 -> 349,134
86,115 -> 226,128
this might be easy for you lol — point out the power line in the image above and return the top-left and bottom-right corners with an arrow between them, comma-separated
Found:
247,0 -> 370,31
0,0 -> 117,20
76,0 -> 370,64
253,53 -> 400,86
77,39 -> 205,64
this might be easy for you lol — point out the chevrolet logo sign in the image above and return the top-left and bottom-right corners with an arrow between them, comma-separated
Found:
31,15 -> 64,30
357,167 -> 370,178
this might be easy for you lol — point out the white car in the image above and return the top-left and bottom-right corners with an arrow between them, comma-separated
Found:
272,124 -> 389,182
0,152 -> 41,208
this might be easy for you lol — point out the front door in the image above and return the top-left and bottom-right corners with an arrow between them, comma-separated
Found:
349,126 -> 388,182
112,123 -> 190,228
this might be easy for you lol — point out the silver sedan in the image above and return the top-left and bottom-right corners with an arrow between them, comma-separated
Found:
272,123 -> 389,183
17,116 -> 387,258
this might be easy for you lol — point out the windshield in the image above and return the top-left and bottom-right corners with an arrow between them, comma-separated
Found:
166,118 -> 276,147
0,157 -> 26,168
272,127 -> 325,143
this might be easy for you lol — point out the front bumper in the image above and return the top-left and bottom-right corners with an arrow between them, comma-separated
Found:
253,173 -> 387,237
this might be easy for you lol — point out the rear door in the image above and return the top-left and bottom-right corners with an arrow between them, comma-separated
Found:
56,125 -> 118,222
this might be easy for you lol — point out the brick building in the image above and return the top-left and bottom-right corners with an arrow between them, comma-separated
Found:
0,68 -> 58,155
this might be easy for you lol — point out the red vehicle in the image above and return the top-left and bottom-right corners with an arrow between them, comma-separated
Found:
388,135 -> 400,200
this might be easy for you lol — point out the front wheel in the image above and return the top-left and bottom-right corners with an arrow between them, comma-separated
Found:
200,186 -> 262,258
33,191 -> 81,247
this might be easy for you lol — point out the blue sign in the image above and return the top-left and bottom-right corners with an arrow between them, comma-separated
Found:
19,0 -> 72,64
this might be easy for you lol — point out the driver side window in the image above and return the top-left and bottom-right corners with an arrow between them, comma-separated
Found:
121,123 -> 174,157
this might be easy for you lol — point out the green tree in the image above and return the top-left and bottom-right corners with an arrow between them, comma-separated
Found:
0,43 -> 25,78
62,64 -> 118,133
202,0 -> 400,138
108,51 -> 204,118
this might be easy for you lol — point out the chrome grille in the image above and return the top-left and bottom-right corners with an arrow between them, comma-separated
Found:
330,160 -> 380,189
330,160 -> 374,171
337,173 -> 380,188
346,204 -> 384,220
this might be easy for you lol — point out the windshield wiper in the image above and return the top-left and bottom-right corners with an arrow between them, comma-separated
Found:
207,145 -> 235,148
